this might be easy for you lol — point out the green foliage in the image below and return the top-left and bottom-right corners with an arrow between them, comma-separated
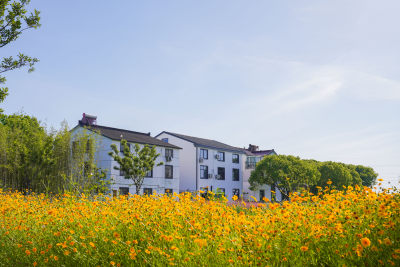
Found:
249,155 -> 378,200
108,139 -> 163,195
0,0 -> 41,112
316,161 -> 362,189
353,164 -> 378,187
0,113 -> 109,195
249,155 -> 320,200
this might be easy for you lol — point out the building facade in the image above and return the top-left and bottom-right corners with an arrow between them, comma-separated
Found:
242,144 -> 282,202
71,114 -> 181,196
155,132 -> 245,200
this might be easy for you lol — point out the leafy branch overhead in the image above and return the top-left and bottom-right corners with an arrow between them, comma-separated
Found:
0,0 -> 41,112
109,139 -> 163,195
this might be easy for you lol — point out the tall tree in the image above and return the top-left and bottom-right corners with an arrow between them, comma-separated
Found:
109,139 -> 163,195
316,161 -> 362,189
249,155 -> 320,200
0,0 -> 41,112
350,164 -> 378,187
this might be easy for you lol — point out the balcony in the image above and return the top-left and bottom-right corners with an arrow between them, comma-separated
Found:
245,162 -> 256,169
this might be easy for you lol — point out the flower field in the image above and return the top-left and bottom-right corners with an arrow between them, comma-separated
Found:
0,186 -> 399,266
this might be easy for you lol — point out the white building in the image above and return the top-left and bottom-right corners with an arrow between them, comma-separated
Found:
71,114 -> 181,196
241,144 -> 282,202
155,132 -> 245,200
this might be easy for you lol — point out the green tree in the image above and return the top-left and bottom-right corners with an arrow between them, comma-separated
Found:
349,164 -> 378,187
108,139 -> 163,195
0,0 -> 41,112
316,161 -> 362,189
249,155 -> 320,200
0,113 -> 108,195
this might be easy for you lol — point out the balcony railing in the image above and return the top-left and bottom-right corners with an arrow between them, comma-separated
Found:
245,162 -> 256,169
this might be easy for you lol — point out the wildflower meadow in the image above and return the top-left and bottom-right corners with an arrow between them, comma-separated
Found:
0,185 -> 399,266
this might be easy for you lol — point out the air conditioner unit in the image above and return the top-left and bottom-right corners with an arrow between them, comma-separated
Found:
199,158 -> 203,163
215,174 -> 220,179
215,154 -> 220,160
166,156 -> 172,162
208,173 -> 213,179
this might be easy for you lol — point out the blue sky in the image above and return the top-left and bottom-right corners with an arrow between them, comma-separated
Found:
2,1 -> 399,187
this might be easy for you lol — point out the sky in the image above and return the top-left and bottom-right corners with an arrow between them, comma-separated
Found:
2,0 -> 399,187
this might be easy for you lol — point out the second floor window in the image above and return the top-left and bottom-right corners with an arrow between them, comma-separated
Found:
165,148 -> 173,158
165,165 -> 173,179
120,168 -> 127,178
232,168 -> 239,181
120,142 -> 130,152
232,154 -> 239,163
200,149 -> 208,159
145,169 -> 153,178
161,138 -> 168,143
217,167 -> 225,180
217,151 -> 225,161
200,165 -> 208,179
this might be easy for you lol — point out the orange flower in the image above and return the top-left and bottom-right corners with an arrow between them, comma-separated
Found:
300,246 -> 308,252
25,250 -> 31,256
361,237 -> 371,247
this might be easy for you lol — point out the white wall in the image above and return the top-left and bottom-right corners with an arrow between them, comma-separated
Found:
156,133 -> 196,192
197,148 -> 243,200
72,126 -> 180,195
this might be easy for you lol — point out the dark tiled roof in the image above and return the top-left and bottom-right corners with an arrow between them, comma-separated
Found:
157,131 -> 245,153
251,149 -> 277,156
79,124 -> 181,149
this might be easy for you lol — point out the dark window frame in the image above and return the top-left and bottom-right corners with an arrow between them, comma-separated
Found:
165,148 -> 173,158
143,188 -> 153,195
232,154 -> 239,163
232,168 -> 240,181
145,169 -> 153,178
233,188 -> 240,197
217,151 -> 225,162
119,187 -> 129,195
165,165 -> 173,179
217,167 -> 225,180
200,149 -> 208,159
165,188 -> 173,195
200,165 -> 208,179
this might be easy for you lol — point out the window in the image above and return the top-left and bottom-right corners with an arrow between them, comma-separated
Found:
260,190 -> 265,202
200,187 -> 209,198
120,142 -> 130,152
217,151 -> 225,161
200,165 -> 208,179
143,188 -> 153,195
217,167 -> 225,180
200,149 -> 208,159
165,189 -> 173,196
165,165 -> 173,179
161,138 -> 168,143
119,187 -> 129,196
216,188 -> 225,197
233,188 -> 240,197
232,168 -> 239,181
232,154 -> 239,163
165,148 -> 173,158
145,169 -> 153,178
119,168 -> 127,178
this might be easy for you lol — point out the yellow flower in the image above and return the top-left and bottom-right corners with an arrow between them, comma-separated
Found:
110,261 -> 115,266
327,180 -> 332,185
361,237 -> 371,247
